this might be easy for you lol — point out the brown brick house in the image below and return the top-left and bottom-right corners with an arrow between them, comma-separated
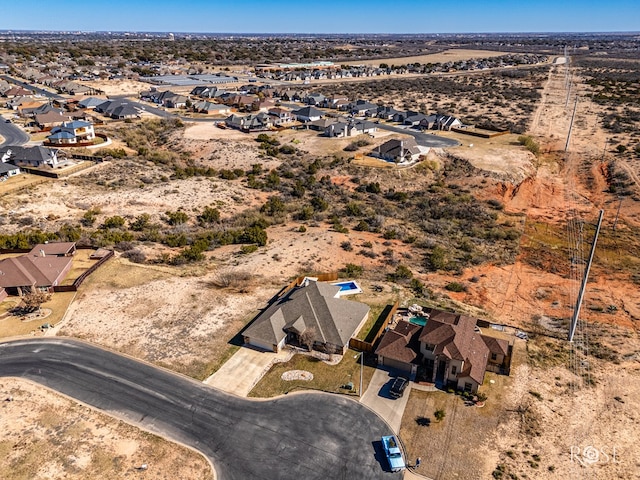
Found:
376,308 -> 512,393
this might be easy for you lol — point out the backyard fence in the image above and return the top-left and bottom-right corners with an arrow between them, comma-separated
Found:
349,299 -> 400,353
53,249 -> 114,292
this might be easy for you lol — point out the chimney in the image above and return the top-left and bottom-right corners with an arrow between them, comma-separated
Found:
39,249 -> 45,257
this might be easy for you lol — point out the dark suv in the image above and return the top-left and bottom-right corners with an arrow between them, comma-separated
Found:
389,377 -> 409,398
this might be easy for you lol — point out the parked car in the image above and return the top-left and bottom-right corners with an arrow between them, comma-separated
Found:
389,377 -> 409,398
381,435 -> 405,472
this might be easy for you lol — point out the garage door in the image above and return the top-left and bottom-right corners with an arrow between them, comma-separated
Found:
245,337 -> 276,352
382,357 -> 413,374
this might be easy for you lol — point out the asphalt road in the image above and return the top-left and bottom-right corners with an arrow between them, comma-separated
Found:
0,338 -> 400,480
0,119 -> 29,147
0,74 -> 65,100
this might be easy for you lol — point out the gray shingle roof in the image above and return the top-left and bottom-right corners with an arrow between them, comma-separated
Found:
244,280 -> 369,349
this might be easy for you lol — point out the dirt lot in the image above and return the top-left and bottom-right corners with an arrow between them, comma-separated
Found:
0,378 -> 212,480
341,49 -> 511,66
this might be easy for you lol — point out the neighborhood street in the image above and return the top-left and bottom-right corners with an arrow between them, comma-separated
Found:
0,338 -> 401,480
0,119 -> 29,147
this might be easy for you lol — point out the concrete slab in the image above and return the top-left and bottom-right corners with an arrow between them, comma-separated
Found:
204,346 -> 292,397
361,368 -> 411,433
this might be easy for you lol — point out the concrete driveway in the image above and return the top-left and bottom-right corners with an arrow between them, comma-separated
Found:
204,346 -> 292,396
361,368 -> 411,433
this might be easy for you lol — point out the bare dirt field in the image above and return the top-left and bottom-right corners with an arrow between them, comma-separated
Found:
341,49 -> 511,66
0,378 -> 212,480
83,79 -> 151,97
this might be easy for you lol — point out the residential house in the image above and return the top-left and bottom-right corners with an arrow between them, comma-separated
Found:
376,105 -> 401,121
77,97 -> 107,110
348,100 -> 378,117
419,311 -> 509,392
242,279 -> 370,354
304,93 -> 326,106
420,114 -> 463,131
225,112 -> 272,132
95,99 -> 141,119
308,118 -> 337,132
0,243 -> 75,296
267,107 -> 292,124
403,112 -> 428,127
46,120 -> 95,145
34,110 -> 72,130
325,120 -> 377,138
0,146 -> 59,168
373,138 -> 422,164
1,86 -> 34,98
376,309 -> 512,392
321,96 -> 349,109
0,160 -> 21,180
291,106 -> 324,123
193,101 -> 231,115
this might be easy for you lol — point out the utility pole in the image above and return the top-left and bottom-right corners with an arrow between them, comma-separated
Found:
565,97 -> 578,152
568,210 -> 604,342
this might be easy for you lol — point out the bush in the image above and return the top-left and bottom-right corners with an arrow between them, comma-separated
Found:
517,135 -> 540,155
102,215 -> 125,229
240,244 -> 259,254
434,409 -> 446,422
165,210 -> 189,226
342,263 -> 363,277
198,206 -> 221,225
340,241 -> 353,251
445,282 -> 466,292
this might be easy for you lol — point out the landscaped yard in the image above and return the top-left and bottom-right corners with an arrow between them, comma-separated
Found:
248,349 -> 377,398
0,291 -> 76,338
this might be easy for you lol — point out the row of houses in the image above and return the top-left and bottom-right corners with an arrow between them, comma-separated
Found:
242,278 -> 512,393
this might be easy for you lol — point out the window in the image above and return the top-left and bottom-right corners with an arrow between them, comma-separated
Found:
491,353 -> 498,361
451,366 -> 457,375
464,382 -> 473,392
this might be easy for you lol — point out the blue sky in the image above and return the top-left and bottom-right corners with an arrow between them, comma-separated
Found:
2,0 -> 639,33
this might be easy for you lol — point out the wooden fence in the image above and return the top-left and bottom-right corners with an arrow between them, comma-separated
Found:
53,249 -> 114,292
277,272 -> 339,299
349,299 -> 400,353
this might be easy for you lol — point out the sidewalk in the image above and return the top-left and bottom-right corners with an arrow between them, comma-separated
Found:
204,346 -> 292,397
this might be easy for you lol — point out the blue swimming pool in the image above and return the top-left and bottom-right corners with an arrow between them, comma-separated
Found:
331,281 -> 363,296
409,316 -> 428,327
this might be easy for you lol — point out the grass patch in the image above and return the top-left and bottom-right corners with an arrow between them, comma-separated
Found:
356,302 -> 394,341
249,349 -> 376,398
79,256 -> 174,290
60,249 -> 100,286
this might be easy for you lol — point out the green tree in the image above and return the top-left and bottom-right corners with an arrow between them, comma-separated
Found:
165,210 -> 189,226
102,216 -> 125,229
197,206 -> 221,225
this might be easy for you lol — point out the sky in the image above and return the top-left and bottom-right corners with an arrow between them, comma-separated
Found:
1,0 -> 639,34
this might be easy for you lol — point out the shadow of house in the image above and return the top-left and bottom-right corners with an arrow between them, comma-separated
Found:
242,279 -> 370,354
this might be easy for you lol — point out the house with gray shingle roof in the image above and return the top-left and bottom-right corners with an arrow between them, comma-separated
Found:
243,279 -> 370,354
0,146 -> 59,168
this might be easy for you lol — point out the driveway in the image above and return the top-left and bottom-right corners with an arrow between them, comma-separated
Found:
204,346 -> 292,396
361,368 -> 412,433
0,338 -> 401,480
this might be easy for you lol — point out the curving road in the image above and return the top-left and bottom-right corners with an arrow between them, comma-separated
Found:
0,119 -> 30,147
0,338 -> 399,480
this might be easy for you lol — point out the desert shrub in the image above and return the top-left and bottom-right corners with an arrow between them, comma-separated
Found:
240,244 -> 259,254
102,215 -> 126,229
518,135 -> 540,155
445,281 -> 466,292
340,241 -> 353,251
122,249 -> 146,263
129,213 -> 151,231
164,210 -> 189,226
434,409 -> 446,422
211,269 -> 252,288
342,263 -> 363,277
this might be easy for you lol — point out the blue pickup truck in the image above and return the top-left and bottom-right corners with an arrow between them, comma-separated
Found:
381,435 -> 406,472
